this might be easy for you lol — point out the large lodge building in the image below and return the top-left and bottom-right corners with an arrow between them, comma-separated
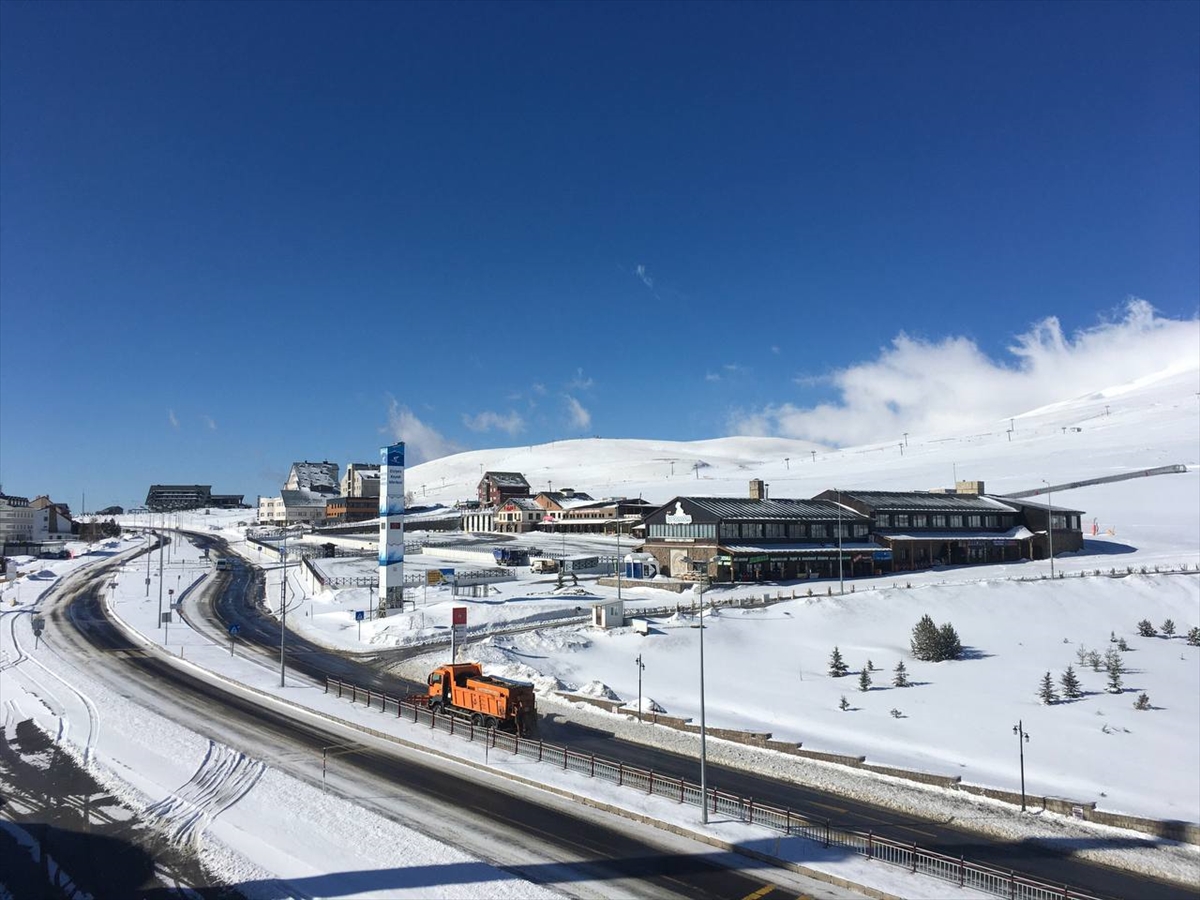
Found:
640,480 -> 1083,583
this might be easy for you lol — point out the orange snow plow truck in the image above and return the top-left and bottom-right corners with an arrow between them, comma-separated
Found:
424,663 -> 538,735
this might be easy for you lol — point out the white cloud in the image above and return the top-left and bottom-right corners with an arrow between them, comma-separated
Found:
168,409 -> 179,430
462,410 -> 525,436
705,372 -> 722,382
564,395 -> 591,431
531,383 -> 547,396
567,367 -> 594,391
382,398 -> 461,464
202,415 -> 217,431
635,264 -> 654,289
728,299 -> 1200,447
771,345 -> 781,354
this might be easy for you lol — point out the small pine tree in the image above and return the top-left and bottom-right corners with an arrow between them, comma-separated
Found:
1161,619 -> 1176,637
1060,664 -> 1083,700
1187,626 -> 1200,647
937,622 -> 963,660
1038,671 -> 1059,705
1105,651 -> 1125,694
867,659 -> 876,672
1074,644 -> 1090,666
839,695 -> 850,711
910,614 -> 941,661
1117,637 -> 1129,652
892,659 -> 910,688
858,668 -> 872,692
1087,649 -> 1103,671
1137,619 -> 1156,637
828,646 -> 849,678
1107,667 -> 1124,694
1134,692 -> 1151,710
1110,630 -> 1117,643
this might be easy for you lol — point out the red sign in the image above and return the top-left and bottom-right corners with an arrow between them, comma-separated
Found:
452,607 -> 467,625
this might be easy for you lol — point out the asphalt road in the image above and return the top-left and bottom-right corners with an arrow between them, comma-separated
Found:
49,549 -> 848,900
196,534 -> 1198,900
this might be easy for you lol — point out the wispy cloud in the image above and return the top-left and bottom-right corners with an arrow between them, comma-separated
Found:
728,299 -> 1200,446
635,264 -> 654,289
462,410 -> 525,436
705,371 -> 722,382
564,395 -> 591,431
168,409 -> 179,430
771,345 -> 780,355
202,415 -> 217,430
567,367 -> 594,391
531,382 -> 547,396
723,363 -> 744,374
382,398 -> 461,464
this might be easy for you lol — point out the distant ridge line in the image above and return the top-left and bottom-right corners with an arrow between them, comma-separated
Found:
1000,464 -> 1188,499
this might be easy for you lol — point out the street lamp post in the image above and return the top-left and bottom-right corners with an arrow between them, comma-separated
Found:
1042,480 -> 1055,579
694,559 -> 710,824
157,520 -> 165,630
616,523 -> 622,602
280,532 -> 288,687
1012,720 -> 1030,811
145,527 -> 152,596
635,653 -> 645,722
836,489 -> 844,595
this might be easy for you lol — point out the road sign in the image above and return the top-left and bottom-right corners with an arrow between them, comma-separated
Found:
31,615 -> 45,635
228,624 -> 241,636
355,610 -> 365,622
451,607 -> 467,625
160,612 -> 172,624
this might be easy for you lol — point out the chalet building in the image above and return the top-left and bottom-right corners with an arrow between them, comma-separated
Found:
641,485 -> 876,583
258,490 -> 329,525
478,471 -> 531,507
145,485 -> 246,511
532,489 -> 595,514
993,497 -> 1085,559
814,487 -> 1031,570
325,496 -> 377,523
341,463 -> 380,498
495,497 -> 542,533
285,461 -> 340,495
541,497 -> 657,535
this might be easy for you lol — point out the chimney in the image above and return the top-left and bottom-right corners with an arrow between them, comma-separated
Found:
749,479 -> 767,501
956,480 -> 985,495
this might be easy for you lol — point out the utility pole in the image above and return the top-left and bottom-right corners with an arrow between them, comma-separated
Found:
696,562 -> 709,824
156,517 -> 165,630
1043,480 -> 1055,578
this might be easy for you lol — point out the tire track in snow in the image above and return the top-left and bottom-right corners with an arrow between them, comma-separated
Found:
143,740 -> 266,847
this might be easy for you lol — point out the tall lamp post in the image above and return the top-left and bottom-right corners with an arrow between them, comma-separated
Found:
836,489 -> 844,595
692,558 -> 711,824
280,531 -> 288,687
635,653 -> 645,722
1042,480 -> 1055,579
157,518 -> 165,630
1012,720 -> 1030,811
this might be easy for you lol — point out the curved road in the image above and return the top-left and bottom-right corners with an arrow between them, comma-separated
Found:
49,545 -> 855,900
197,534 -> 1196,900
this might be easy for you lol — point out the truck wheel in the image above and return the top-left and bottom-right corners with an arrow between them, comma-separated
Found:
485,717 -> 497,730
429,700 -> 441,714
471,713 -> 482,726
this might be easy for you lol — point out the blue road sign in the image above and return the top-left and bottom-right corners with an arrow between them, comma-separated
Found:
355,610 -> 365,622
228,624 -> 241,636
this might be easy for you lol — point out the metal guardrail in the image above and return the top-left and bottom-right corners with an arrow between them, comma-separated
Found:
324,676 -> 1105,900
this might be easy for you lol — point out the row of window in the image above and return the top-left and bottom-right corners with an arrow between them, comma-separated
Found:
718,522 -> 870,539
651,512 -> 1078,540
878,513 -> 1012,529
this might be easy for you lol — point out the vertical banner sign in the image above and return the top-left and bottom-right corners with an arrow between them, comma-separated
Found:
451,606 -> 467,662
379,442 -> 406,608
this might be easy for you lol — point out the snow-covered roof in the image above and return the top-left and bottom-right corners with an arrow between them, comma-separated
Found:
834,490 -> 1018,512
718,541 -> 883,555
288,461 -> 339,492
665,497 -> 867,521
280,489 -> 332,509
483,472 -> 530,488
499,497 -> 542,511
878,526 -> 1034,542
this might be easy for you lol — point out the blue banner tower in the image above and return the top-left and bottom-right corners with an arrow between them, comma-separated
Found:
379,442 -> 405,610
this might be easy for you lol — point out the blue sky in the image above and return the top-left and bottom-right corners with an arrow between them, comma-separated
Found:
1,1 -> 1197,510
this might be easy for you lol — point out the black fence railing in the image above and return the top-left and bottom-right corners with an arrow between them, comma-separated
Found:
324,676 -> 1104,900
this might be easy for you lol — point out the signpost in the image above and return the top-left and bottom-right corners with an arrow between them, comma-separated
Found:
451,607 -> 467,662
229,623 -> 240,657
355,609 -> 365,642
31,615 -> 45,650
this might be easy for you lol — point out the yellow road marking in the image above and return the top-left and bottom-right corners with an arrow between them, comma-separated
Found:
741,886 -> 775,900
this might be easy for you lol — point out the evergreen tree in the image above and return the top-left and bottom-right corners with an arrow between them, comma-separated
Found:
1110,630 -> 1117,643
1087,649 -> 1103,671
1060,665 -> 1082,699
1105,650 -> 1125,694
828,646 -> 849,678
858,668 -> 872,692
839,695 -> 850,711
892,659 -> 910,688
937,622 -> 963,660
1161,619 -> 1176,637
1074,645 -> 1090,666
1187,626 -> 1200,647
1038,671 -> 1058,705
1117,637 -> 1129,652
866,659 -> 876,672
910,614 -> 941,661
1137,619 -> 1156,637
1134,692 -> 1151,710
